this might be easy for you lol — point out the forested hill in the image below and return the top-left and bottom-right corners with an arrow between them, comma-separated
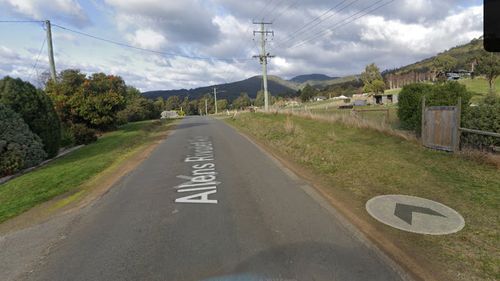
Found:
384,37 -> 484,75
142,75 -> 298,101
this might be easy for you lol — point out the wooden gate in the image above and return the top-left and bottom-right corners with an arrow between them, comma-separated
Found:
421,97 -> 461,152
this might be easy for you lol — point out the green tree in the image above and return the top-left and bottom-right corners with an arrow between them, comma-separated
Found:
475,50 -> 500,94
0,76 -> 61,158
433,54 -> 458,80
165,95 -> 181,110
217,99 -> 228,111
233,92 -> 251,109
255,90 -> 265,107
300,84 -> 316,102
361,63 -> 385,94
68,73 -> 127,130
46,69 -> 86,123
0,104 -> 47,176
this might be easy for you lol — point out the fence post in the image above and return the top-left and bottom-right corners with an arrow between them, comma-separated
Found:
454,97 -> 462,152
421,96 -> 426,142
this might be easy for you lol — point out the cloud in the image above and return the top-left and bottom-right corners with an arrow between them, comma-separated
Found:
104,0 -> 220,46
0,0 -> 484,91
1,0 -> 89,27
126,29 -> 167,50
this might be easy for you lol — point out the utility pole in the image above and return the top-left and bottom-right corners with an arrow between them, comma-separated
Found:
205,99 -> 208,116
213,87 -> 218,114
253,21 -> 274,112
45,20 -> 57,81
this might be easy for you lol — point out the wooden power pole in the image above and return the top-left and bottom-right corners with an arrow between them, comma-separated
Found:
45,20 -> 57,81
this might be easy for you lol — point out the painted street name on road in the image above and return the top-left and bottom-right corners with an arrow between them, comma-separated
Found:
174,136 -> 220,204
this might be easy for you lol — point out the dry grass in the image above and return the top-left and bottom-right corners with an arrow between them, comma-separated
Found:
276,109 -> 417,142
458,149 -> 500,169
283,116 -> 295,134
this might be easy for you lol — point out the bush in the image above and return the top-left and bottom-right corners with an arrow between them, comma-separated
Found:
0,104 -> 47,176
71,124 -> 97,145
0,76 -> 61,158
60,125 -> 75,148
461,95 -> 500,150
397,82 -> 472,135
397,83 -> 433,132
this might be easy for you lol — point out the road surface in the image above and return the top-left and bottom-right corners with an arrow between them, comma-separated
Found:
22,116 -> 408,281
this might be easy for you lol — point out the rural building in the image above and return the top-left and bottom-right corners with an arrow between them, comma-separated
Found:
352,93 -> 374,106
161,110 -> 179,119
314,96 -> 327,101
373,93 -> 398,105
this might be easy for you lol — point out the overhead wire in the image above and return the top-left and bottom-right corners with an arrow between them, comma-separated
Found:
288,0 -> 394,50
51,23 -> 252,62
28,38 -> 46,81
274,0 -> 359,49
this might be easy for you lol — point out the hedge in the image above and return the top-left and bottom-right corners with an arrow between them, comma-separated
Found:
397,82 -> 472,135
0,104 -> 47,177
461,95 -> 500,150
0,77 -> 61,158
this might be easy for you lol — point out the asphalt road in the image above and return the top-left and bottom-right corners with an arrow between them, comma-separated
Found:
24,116 -> 407,281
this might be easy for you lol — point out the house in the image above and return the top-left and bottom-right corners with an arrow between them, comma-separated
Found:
373,93 -> 399,105
314,96 -> 327,101
352,93 -> 374,106
161,110 -> 179,119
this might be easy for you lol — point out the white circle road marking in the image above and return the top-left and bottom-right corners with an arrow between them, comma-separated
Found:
366,195 -> 465,235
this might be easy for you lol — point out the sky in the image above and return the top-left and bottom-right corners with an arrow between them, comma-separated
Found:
0,0 -> 483,91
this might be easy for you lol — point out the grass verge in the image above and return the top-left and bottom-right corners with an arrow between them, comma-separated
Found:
227,112 -> 499,281
0,119 -> 174,224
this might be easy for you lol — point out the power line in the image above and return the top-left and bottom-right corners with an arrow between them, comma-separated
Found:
0,20 -> 44,23
289,0 -> 394,50
256,0 -> 276,21
274,0 -> 357,49
269,0 -> 300,23
261,0 -> 286,22
28,38 -> 46,80
51,23 -> 252,62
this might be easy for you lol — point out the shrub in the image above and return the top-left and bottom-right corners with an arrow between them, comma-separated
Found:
71,124 -> 97,145
397,82 -> 472,135
397,83 -> 432,132
0,104 -> 47,176
461,95 -> 500,150
60,124 -> 75,148
0,76 -> 61,158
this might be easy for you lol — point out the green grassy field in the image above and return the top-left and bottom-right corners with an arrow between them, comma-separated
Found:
227,113 -> 499,281
0,120 -> 174,224
459,77 -> 500,103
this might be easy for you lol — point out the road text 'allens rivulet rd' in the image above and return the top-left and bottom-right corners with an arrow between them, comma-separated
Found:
174,136 -> 220,204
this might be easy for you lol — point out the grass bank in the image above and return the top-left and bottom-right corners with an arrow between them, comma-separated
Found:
227,113 -> 499,281
0,119 -> 174,224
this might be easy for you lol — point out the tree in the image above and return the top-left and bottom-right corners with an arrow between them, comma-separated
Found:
0,76 -> 61,158
217,99 -> 228,111
433,54 -> 458,80
69,73 -> 127,130
255,90 -> 265,107
300,84 -> 316,102
475,50 -> 500,94
165,95 -> 181,110
361,63 -> 385,94
0,104 -> 47,176
233,92 -> 251,109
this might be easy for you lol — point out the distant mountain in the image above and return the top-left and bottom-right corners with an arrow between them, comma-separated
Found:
289,74 -> 337,83
142,75 -> 298,101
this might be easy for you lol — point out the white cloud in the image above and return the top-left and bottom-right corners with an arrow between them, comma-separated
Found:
126,29 -> 167,50
0,0 -> 485,91
1,0 -> 89,26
